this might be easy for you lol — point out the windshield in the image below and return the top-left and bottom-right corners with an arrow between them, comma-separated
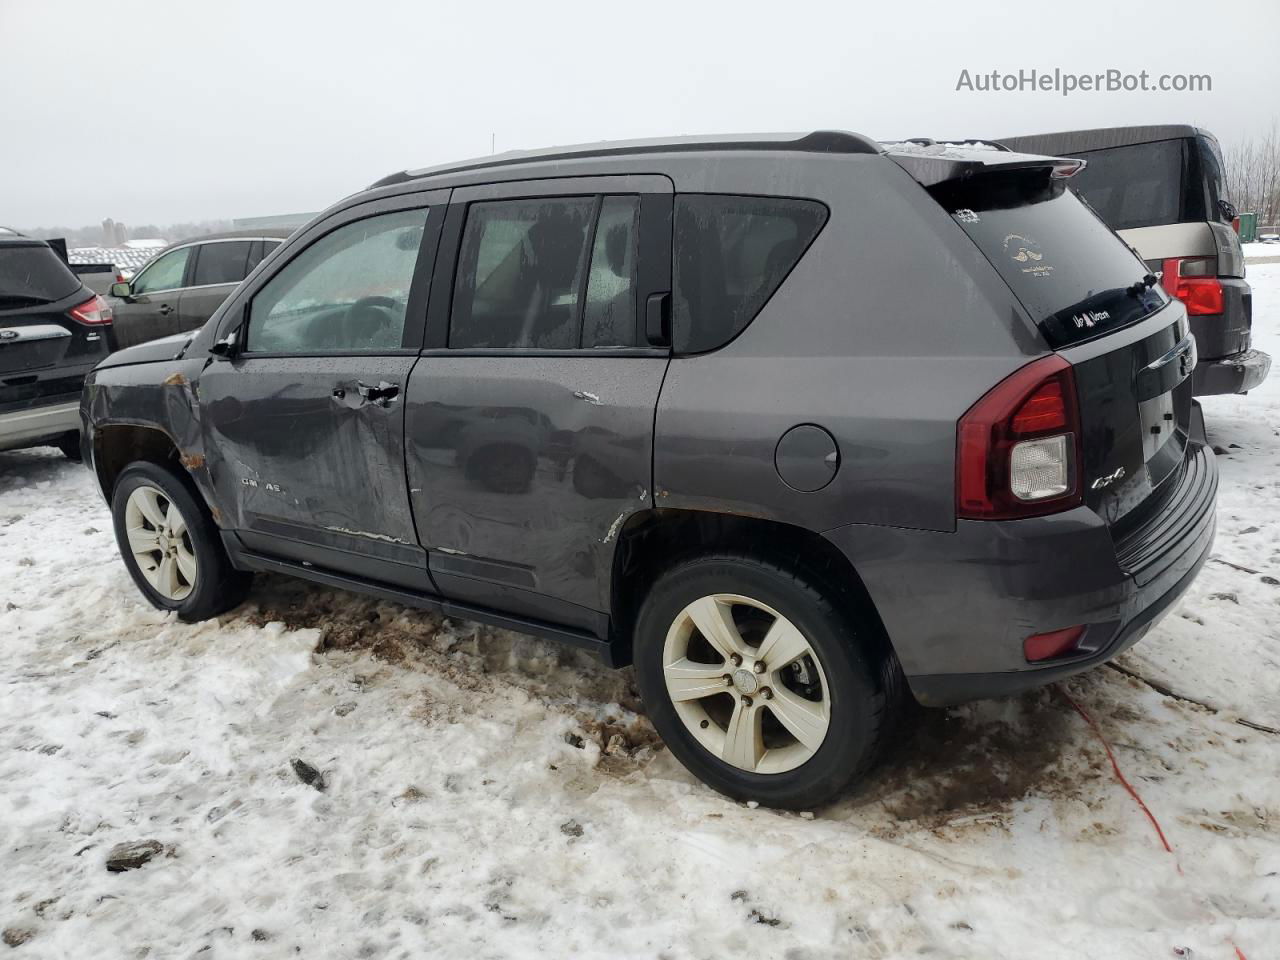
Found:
0,243 -> 81,307
931,172 -> 1170,347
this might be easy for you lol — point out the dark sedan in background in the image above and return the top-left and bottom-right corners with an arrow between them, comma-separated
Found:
109,229 -> 291,348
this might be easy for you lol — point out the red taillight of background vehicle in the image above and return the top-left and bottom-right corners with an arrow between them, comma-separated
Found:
68,294 -> 114,325
957,354 -> 1082,520
1023,625 -> 1086,662
1160,257 -> 1224,316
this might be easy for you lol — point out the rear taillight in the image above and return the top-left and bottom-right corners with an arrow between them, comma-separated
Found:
68,294 -> 113,325
957,355 -> 1082,520
1160,257 -> 1224,316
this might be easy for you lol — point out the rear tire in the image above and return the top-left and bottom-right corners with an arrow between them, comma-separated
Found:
111,461 -> 251,621
633,553 -> 890,810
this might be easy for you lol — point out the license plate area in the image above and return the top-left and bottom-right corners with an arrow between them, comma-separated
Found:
0,324 -> 72,375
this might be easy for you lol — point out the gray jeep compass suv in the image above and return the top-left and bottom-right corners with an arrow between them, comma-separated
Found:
82,132 -> 1217,808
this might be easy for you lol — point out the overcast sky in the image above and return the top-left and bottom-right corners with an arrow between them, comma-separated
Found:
3,0 -> 1277,229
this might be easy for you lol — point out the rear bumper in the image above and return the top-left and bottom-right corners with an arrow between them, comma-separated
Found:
1189,278 -> 1267,395
1192,348 -> 1271,395
824,442 -> 1218,706
0,399 -> 80,452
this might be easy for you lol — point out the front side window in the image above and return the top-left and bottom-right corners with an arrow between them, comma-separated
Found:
193,241 -> 253,286
246,209 -> 428,353
673,195 -> 828,354
132,246 -> 191,295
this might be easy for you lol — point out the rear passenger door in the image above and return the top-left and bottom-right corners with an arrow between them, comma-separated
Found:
177,239 -> 257,334
405,176 -> 673,631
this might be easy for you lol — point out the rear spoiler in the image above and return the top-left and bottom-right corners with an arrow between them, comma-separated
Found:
881,140 -> 1086,187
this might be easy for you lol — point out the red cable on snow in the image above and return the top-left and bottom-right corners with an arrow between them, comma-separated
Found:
1058,686 -> 1249,960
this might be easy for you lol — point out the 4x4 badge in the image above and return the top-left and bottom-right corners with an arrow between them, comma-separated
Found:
1090,466 -> 1126,490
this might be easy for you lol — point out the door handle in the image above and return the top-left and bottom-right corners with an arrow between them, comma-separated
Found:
645,292 -> 671,347
356,381 -> 400,407
159,305 -> 173,316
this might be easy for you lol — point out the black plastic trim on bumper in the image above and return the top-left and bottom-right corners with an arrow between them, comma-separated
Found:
1192,348 -> 1271,395
907,516 -> 1214,706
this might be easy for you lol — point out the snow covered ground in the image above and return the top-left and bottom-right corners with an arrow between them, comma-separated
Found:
2,269 -> 1279,959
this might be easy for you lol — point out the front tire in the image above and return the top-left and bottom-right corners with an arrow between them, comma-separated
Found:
57,431 -> 83,462
633,554 -> 889,809
111,461 -> 251,621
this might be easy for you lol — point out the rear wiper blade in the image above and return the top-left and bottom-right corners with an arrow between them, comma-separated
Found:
1125,273 -> 1159,297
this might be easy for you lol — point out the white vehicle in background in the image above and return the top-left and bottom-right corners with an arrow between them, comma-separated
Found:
1000,125 -> 1270,396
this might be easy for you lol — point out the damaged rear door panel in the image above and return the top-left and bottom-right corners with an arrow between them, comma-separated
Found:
405,176 -> 673,628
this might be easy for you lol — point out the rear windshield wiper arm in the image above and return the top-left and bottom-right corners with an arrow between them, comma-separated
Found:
1125,273 -> 1159,298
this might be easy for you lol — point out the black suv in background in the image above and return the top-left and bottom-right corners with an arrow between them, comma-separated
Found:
109,230 -> 291,348
1,235 -> 115,458
83,133 -> 1217,808
999,125 -> 1269,396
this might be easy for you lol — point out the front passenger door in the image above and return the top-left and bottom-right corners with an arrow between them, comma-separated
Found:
200,194 -> 446,589
112,245 -> 191,347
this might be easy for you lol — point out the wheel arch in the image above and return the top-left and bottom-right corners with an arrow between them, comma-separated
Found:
92,424 -> 184,501
608,508 -> 899,677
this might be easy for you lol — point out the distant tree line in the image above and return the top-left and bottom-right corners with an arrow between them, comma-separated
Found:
19,219 -> 233,247
1226,123 -> 1280,228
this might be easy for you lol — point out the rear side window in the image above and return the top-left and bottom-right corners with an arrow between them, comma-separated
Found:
245,240 -> 279,275
935,173 -> 1169,347
673,195 -> 827,354
451,198 -> 594,349
0,244 -> 81,306
1196,136 -> 1231,223
583,196 -> 640,348
193,241 -> 253,286
1067,140 -> 1185,230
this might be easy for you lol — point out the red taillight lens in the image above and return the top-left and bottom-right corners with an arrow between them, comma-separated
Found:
1010,379 -> 1068,434
1024,625 -> 1086,662
1160,257 -> 1224,316
68,294 -> 113,325
957,355 -> 1082,520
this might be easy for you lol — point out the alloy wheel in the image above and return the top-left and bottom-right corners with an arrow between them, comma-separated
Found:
662,593 -> 831,774
124,485 -> 197,602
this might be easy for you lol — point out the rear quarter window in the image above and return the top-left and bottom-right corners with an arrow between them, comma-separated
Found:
673,195 -> 827,354
0,244 -> 81,306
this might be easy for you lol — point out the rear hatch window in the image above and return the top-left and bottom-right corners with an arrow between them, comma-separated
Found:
928,172 -> 1169,347
887,145 -> 1196,533
0,243 -> 81,308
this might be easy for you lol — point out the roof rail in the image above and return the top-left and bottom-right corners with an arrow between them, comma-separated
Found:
369,130 -> 882,189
